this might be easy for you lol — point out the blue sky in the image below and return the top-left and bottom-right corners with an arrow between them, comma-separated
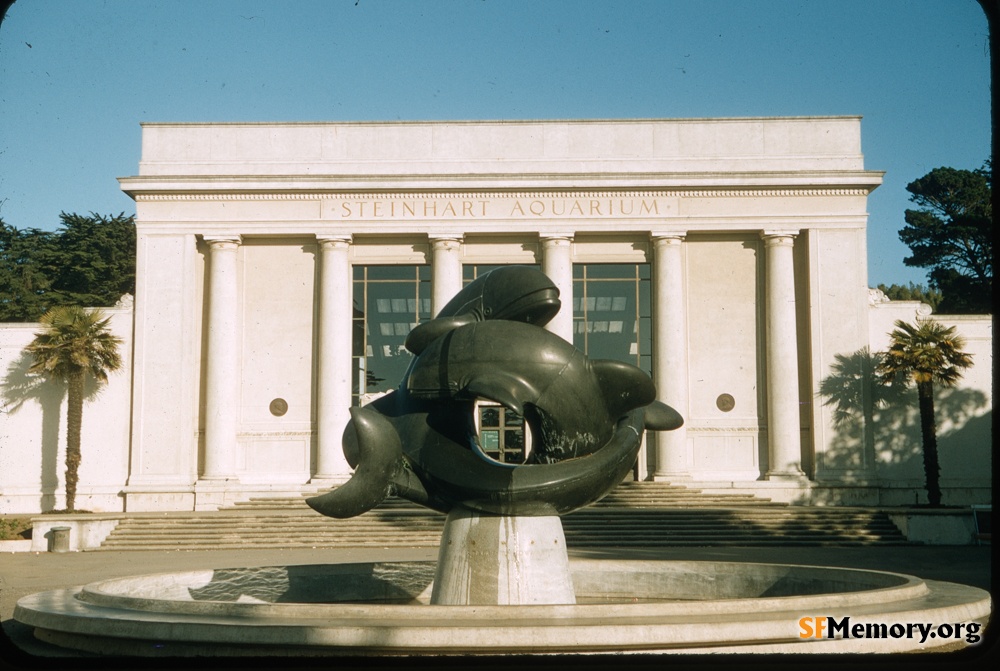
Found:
0,0 -> 990,288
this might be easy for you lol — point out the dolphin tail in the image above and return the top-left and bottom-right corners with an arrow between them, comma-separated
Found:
643,400 -> 684,431
591,359 -> 657,417
306,406 -> 404,519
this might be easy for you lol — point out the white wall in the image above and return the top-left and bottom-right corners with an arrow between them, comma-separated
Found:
234,240 -> 317,484
864,300 -> 992,505
931,315 -> 992,503
0,300 -> 133,513
685,234 -> 763,480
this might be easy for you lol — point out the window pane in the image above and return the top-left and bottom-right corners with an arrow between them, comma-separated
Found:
480,407 -> 500,427
572,263 -> 650,369
353,265 -> 427,403
463,264 -> 541,285
368,266 -> 416,281
481,431 -> 500,450
584,264 -> 632,279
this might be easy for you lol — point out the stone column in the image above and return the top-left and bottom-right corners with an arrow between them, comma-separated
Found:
313,235 -> 353,483
761,232 -> 805,480
429,236 -> 463,317
201,235 -> 241,481
651,232 -> 690,480
540,234 -> 574,342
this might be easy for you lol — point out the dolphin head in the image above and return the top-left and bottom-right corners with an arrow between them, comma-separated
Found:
405,266 -> 561,355
440,265 -> 561,325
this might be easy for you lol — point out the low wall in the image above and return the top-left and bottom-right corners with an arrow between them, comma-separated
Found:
0,299 -> 133,514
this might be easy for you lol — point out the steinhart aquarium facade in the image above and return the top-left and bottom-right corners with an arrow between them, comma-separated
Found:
0,118 -> 992,513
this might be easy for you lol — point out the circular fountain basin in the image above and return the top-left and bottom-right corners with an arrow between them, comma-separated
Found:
14,559 -> 991,655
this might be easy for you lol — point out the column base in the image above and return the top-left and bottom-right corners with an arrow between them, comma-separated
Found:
308,475 -> 352,487
765,470 -> 809,483
431,507 -> 576,605
650,472 -> 693,482
194,478 -> 242,511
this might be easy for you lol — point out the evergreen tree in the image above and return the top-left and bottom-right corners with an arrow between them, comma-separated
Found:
876,282 -> 943,311
899,164 -> 992,313
0,213 -> 135,321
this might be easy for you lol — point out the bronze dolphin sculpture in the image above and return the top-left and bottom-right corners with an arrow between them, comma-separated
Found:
306,266 -> 682,518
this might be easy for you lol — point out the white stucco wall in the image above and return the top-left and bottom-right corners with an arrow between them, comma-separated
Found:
864,300 -> 992,505
234,240 -> 317,484
685,234 -> 763,480
0,301 -> 133,513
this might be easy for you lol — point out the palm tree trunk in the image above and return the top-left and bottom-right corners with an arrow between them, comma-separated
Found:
916,380 -> 941,507
65,368 -> 85,512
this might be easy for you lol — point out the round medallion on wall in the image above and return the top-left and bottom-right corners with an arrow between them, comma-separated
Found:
716,394 -> 735,412
269,398 -> 289,417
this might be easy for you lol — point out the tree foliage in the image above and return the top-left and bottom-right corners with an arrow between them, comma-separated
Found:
876,282 -> 943,312
899,163 -> 992,314
0,212 -> 135,321
0,221 -> 56,320
24,306 -> 123,512
876,320 -> 974,507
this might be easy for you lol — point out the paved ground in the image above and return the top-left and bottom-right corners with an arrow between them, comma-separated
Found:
0,544 -> 993,667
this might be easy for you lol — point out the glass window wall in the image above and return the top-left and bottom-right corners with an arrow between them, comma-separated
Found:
573,263 -> 651,374
352,265 -> 430,405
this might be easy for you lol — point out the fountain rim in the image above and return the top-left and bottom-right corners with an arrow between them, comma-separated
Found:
14,559 -> 991,656
71,558 -> 930,619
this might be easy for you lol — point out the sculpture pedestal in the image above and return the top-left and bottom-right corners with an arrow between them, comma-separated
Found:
431,507 -> 576,605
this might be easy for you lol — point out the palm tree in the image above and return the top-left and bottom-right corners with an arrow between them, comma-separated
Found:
876,319 -> 973,507
24,306 -> 122,512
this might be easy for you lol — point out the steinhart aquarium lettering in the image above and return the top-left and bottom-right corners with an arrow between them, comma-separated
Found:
324,196 -> 676,221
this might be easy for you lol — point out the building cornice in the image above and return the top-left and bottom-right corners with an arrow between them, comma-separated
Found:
120,173 -> 883,201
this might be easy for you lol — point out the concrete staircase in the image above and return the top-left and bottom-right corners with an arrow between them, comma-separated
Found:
96,483 -> 909,550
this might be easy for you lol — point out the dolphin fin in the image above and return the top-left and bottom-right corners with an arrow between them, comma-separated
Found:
462,373 -> 538,415
591,360 -> 657,418
306,406 -> 403,519
405,315 -> 476,355
642,400 -> 684,431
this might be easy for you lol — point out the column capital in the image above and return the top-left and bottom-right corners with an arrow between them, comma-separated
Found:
315,234 -> 352,249
428,234 -> 463,250
650,230 -> 687,242
539,232 -> 574,242
760,230 -> 799,244
202,234 -> 242,249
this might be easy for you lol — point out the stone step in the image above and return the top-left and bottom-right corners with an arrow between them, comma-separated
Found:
97,505 -> 907,550
106,513 -> 900,527
230,483 -> 785,510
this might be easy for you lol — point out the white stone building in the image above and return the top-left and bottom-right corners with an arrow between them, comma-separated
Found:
0,118 -> 991,513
